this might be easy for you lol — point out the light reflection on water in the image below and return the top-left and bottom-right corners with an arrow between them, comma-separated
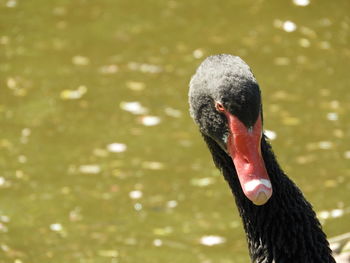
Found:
1,0 -> 350,262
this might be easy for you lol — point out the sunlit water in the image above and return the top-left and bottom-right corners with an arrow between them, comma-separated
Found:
1,0 -> 350,262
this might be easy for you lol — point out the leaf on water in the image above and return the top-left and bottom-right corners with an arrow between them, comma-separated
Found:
120,101 -> 148,115
60,85 -> 87,100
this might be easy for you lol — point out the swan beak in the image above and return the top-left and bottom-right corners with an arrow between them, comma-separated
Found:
225,114 -> 273,206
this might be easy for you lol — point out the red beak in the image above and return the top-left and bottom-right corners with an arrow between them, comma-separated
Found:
225,113 -> 272,205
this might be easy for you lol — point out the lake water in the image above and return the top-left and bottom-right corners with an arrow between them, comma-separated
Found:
1,0 -> 350,262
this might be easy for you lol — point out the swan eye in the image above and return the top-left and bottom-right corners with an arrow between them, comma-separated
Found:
215,102 -> 225,112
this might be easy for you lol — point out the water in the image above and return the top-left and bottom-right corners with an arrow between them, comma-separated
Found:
1,0 -> 349,262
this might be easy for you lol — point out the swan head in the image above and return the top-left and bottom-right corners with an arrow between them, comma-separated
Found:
189,54 -> 272,206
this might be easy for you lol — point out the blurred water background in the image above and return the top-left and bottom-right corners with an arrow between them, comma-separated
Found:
1,0 -> 350,262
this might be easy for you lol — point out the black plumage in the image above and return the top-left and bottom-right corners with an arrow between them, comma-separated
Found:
189,54 -> 336,263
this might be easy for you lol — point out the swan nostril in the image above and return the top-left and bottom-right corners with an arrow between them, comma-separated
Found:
215,102 -> 225,112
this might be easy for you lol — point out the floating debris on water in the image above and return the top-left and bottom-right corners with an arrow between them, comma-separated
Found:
7,77 -> 17,89
21,128 -> 31,137
153,239 -> 163,247
140,115 -> 161,126
129,190 -> 143,199
93,148 -> 109,157
120,101 -> 148,115
191,177 -> 215,187
324,179 -> 337,188
78,164 -> 101,174
52,6 -> 67,16
60,85 -> 87,100
166,200 -> 178,208
274,57 -> 290,66
0,215 -> 10,223
0,177 -> 6,186
282,20 -> 297,32
164,107 -> 182,118
50,223 -> 63,232
107,143 -> 127,153
299,38 -> 311,48
199,235 -> 226,246
318,209 -> 345,220
72,55 -> 90,66
142,161 -> 164,170
0,36 -> 9,45
344,151 -> 350,159
18,155 -> 27,163
293,0 -> 310,6
126,81 -> 146,91
319,41 -> 331,50
69,207 -> 82,222
99,64 -> 118,74
318,141 -> 333,150
300,26 -> 317,38
127,62 -> 162,74
193,48 -> 204,59
265,130 -> 277,140
6,0 -> 17,8
327,112 -> 338,121
6,76 -> 30,96
134,203 -> 142,211
0,223 -> 8,233
20,127 -> 31,144
295,154 -> 316,164
98,250 -> 119,258
153,226 -> 173,236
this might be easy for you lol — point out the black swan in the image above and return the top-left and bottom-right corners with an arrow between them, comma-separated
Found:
188,54 -> 338,262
